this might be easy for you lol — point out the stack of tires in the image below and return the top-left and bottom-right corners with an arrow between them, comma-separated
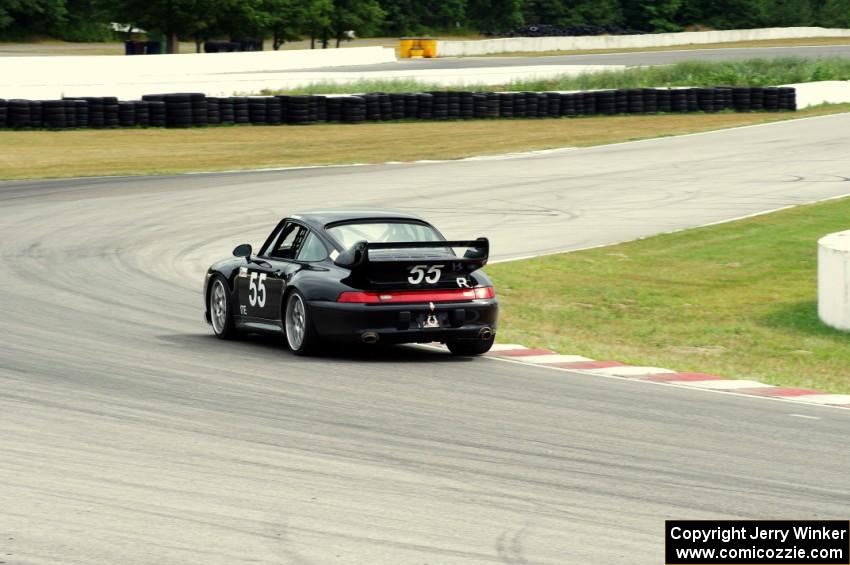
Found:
133,101 -> 150,127
8,100 -> 32,128
104,97 -> 119,127
148,101 -> 166,127
27,101 -> 43,128
514,92 -> 528,117
363,94 -> 380,121
7,100 -> 30,127
341,96 -> 366,123
267,97 -> 282,125
285,96 -> 312,125
429,91 -> 448,120
247,96 -> 267,124
778,87 -> 796,110
118,101 -> 135,127
219,98 -> 235,124
417,93 -> 433,119
594,91 -> 615,115
325,97 -> 342,122
142,94 -> 189,128
376,94 -> 392,120
191,93 -> 207,126
389,93 -> 405,120
404,93 -> 419,119
42,100 -> 70,129
232,97 -> 250,124
495,93 -> 510,118
0,86 -> 799,131
310,95 -> 326,122
206,96 -> 221,125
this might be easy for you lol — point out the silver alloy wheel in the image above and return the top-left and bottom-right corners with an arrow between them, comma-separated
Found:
285,293 -> 306,350
211,279 -> 227,335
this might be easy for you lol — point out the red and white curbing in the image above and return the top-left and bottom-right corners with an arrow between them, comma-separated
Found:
482,343 -> 850,409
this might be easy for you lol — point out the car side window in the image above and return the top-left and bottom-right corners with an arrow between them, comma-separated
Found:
296,232 -> 328,262
269,222 -> 307,260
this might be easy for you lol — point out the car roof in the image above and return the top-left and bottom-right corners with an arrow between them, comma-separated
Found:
290,210 -> 428,230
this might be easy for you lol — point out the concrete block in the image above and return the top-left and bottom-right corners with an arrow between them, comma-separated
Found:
818,230 -> 850,331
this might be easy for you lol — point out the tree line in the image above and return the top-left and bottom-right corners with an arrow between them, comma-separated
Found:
2,0 -> 849,51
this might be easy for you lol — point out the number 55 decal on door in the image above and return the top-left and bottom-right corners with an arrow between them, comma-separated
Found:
249,272 -> 267,307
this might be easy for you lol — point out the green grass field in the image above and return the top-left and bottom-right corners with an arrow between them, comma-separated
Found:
260,57 -> 850,95
487,196 -> 850,394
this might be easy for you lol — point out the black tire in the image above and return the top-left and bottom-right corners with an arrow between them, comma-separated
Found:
209,276 -> 238,339
446,335 -> 495,356
283,290 -> 320,355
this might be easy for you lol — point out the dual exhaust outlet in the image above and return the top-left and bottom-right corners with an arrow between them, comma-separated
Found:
359,326 -> 493,344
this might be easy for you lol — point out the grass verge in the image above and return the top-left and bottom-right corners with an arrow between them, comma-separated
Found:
508,57 -> 850,90
475,36 -> 850,58
1,104 -> 847,180
487,196 -> 850,395
260,57 -> 850,95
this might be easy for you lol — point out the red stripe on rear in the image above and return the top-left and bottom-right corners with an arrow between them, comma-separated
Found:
338,286 -> 494,304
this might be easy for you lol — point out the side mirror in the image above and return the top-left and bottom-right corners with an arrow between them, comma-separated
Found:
334,240 -> 368,268
233,243 -> 252,258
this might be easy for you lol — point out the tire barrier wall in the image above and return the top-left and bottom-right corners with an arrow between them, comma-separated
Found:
0,87 -> 796,130
438,26 -> 850,57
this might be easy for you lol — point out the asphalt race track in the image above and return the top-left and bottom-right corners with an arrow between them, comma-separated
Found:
2,115 -> 850,564
297,44 -> 850,72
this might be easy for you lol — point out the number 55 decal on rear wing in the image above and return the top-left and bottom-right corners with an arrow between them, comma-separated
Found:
335,238 -> 490,287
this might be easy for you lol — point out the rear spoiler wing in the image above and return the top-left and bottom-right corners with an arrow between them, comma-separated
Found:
334,238 -> 489,270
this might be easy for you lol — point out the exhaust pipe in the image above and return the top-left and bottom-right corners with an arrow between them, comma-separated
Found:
478,327 -> 493,340
361,331 -> 379,344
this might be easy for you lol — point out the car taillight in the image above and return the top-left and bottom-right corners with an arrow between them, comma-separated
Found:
473,286 -> 495,299
338,286 -> 495,304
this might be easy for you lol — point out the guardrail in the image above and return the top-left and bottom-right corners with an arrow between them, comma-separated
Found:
0,87 -> 796,129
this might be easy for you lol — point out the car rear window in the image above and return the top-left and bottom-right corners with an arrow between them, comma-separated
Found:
327,221 -> 442,249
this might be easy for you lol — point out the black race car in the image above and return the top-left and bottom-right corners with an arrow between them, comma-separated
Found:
203,211 -> 498,355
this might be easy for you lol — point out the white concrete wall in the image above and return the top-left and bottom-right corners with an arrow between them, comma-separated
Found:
784,80 -> 850,108
0,64 -> 621,99
818,230 -> 850,331
0,47 -> 396,99
438,27 -> 850,57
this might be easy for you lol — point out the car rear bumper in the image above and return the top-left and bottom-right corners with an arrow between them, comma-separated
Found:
308,299 -> 498,344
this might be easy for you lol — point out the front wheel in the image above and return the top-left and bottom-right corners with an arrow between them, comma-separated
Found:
284,290 -> 319,355
209,276 -> 237,340
446,335 -> 495,356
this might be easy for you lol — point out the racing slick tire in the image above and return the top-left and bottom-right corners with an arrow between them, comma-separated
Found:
446,335 -> 495,356
209,275 -> 238,340
284,290 -> 320,356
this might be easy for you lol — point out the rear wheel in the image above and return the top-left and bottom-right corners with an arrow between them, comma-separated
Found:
209,276 -> 237,339
446,335 -> 495,356
284,290 -> 319,355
